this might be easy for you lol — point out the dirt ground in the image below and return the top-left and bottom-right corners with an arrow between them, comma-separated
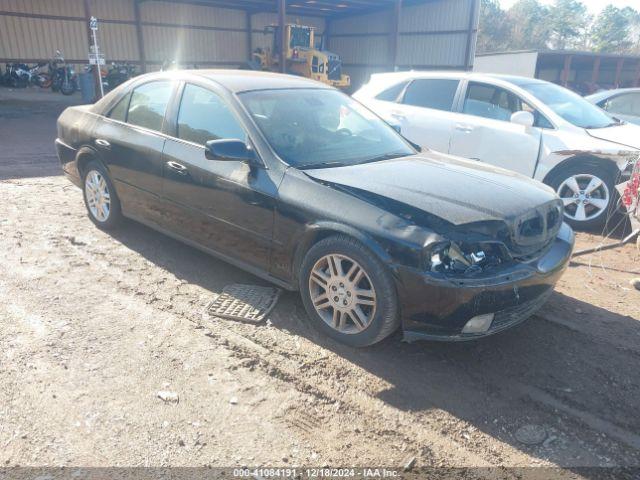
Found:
1,89 -> 640,475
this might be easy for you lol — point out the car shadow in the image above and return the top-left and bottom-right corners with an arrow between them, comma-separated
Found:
106,219 -> 640,470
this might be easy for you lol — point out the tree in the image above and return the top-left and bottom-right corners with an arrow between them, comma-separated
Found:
476,0 -> 640,56
507,0 -> 551,50
477,0 -> 510,53
547,0 -> 589,50
591,5 -> 633,52
621,6 -> 640,54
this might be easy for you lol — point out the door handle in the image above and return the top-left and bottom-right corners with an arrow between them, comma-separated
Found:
455,124 -> 474,133
95,138 -> 111,149
166,161 -> 188,175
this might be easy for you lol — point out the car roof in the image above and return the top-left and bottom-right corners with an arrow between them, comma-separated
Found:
587,87 -> 640,99
134,69 -> 331,93
367,70 -> 549,87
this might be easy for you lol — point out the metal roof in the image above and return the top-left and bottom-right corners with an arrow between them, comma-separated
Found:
154,0 -> 402,17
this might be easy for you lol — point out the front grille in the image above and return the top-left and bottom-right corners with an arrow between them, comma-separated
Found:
510,201 -> 563,258
490,288 -> 553,332
327,59 -> 342,81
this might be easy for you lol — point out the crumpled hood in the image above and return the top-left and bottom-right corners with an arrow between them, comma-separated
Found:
305,152 -> 558,227
586,123 -> 640,150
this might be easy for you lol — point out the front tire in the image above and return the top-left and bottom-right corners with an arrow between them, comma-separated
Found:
82,161 -> 122,230
547,164 -> 617,230
60,78 -> 76,95
299,235 -> 400,347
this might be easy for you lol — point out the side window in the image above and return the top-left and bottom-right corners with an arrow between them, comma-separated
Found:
108,92 -> 130,122
177,84 -> 246,145
463,82 -> 520,121
402,79 -> 459,112
127,81 -> 173,132
605,93 -> 640,116
520,100 -> 554,129
375,81 -> 409,102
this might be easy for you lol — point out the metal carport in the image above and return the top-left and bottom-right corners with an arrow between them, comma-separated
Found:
0,0 -> 479,91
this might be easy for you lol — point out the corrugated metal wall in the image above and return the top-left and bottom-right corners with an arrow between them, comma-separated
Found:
139,1 -> 246,68
0,0 -> 87,63
0,0 -> 478,89
0,0 -> 247,68
329,0 -> 479,89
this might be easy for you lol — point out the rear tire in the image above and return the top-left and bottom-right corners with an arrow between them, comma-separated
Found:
82,161 -> 122,230
299,235 -> 400,347
547,164 -> 618,231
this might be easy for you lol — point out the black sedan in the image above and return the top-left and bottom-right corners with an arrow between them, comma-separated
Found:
56,70 -> 574,347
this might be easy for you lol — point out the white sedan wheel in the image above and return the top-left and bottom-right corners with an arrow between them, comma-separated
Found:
557,173 -> 610,223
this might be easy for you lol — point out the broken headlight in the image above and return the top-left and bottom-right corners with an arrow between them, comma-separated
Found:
425,241 -> 507,275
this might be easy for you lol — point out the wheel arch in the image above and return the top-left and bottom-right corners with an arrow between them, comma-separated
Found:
75,146 -> 108,178
290,222 -> 394,286
542,154 -> 620,186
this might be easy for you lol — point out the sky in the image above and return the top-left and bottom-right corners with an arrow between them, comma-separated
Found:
498,0 -> 639,15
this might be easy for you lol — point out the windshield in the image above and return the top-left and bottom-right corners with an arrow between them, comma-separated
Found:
290,26 -> 312,48
239,88 -> 414,169
520,82 -> 616,129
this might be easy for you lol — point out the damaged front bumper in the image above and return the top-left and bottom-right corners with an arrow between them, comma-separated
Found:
397,223 -> 575,342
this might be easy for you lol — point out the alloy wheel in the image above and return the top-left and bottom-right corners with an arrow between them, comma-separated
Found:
557,174 -> 610,222
308,254 -> 377,334
85,170 -> 111,222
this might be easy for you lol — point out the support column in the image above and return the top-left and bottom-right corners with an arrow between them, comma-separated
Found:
561,54 -> 572,87
389,0 -> 401,71
614,58 -> 624,88
246,11 -> 253,62
324,17 -> 331,51
634,60 -> 640,88
591,56 -> 601,84
464,0 -> 478,71
134,0 -> 147,73
278,0 -> 286,73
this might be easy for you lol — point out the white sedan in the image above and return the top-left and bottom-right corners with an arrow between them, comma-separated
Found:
354,72 -> 640,229
586,88 -> 640,126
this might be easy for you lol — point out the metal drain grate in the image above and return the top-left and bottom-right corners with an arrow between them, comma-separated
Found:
204,284 -> 281,324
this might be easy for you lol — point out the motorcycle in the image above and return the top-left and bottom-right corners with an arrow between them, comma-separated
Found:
48,51 -> 77,95
1,62 -> 50,88
104,62 -> 137,90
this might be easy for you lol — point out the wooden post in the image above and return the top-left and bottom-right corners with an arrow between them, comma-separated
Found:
561,54 -> 572,87
591,56 -> 601,84
278,0 -> 286,73
614,58 -> 624,88
134,0 -> 147,73
389,0 -> 401,71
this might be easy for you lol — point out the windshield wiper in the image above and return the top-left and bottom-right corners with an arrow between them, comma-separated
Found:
297,161 -> 348,170
297,152 -> 410,170
355,151 -> 410,165
584,121 -> 622,129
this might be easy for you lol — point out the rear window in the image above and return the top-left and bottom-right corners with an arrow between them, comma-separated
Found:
375,81 -> 409,102
127,81 -> 174,132
402,79 -> 459,112
177,84 -> 246,145
108,93 -> 130,122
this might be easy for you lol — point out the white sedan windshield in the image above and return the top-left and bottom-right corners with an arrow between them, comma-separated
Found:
521,82 -> 616,129
239,88 -> 414,168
